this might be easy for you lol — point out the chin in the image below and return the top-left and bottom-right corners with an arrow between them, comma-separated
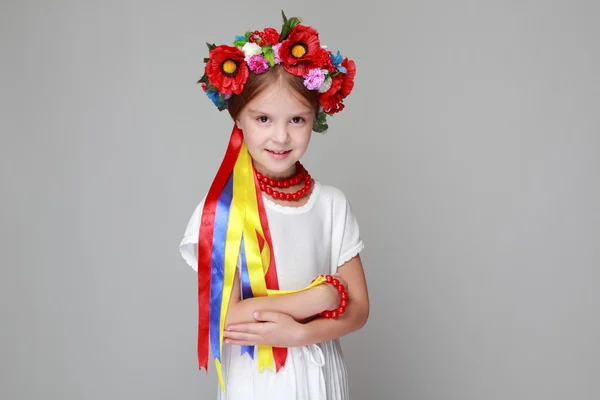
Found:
257,157 -> 299,177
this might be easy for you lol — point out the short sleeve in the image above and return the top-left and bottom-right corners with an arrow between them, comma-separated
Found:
179,200 -> 204,271
335,196 -> 364,268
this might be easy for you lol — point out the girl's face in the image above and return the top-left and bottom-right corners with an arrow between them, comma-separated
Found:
235,84 -> 315,179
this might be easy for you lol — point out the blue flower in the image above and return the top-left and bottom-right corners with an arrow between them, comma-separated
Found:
205,89 -> 227,108
330,50 -> 347,74
233,35 -> 248,47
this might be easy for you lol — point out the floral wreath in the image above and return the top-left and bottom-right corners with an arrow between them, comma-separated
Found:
197,11 -> 356,133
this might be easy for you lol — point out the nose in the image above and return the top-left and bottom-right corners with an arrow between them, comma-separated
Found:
271,123 -> 291,145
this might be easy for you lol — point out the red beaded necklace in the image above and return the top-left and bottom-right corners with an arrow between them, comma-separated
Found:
254,161 -> 312,201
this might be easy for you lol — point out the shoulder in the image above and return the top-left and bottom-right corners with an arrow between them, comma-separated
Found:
314,181 -> 350,204
179,194 -> 207,270
180,194 -> 207,242
313,181 -> 358,221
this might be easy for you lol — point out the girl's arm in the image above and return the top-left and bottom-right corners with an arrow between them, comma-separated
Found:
224,269 -> 341,326
222,255 -> 369,347
297,255 -> 369,344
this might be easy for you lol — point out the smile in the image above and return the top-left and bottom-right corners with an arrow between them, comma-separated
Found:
266,149 -> 291,155
266,149 -> 292,160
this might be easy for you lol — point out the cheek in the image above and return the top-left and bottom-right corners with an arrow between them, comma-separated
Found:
241,127 -> 265,149
295,129 -> 312,148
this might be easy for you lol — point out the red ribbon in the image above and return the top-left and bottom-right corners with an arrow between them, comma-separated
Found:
197,125 -> 288,372
197,126 -> 243,371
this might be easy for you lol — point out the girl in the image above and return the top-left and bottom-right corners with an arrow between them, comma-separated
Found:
179,12 -> 369,399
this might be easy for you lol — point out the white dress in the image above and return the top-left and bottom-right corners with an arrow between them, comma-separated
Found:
179,181 -> 364,399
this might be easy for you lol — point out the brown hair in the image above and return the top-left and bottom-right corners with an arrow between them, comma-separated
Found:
227,65 -> 320,121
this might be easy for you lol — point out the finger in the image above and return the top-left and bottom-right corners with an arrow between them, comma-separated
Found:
225,322 -> 264,334
253,311 -> 280,323
222,331 -> 262,342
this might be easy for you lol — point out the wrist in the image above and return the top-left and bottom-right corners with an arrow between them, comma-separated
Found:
317,275 -> 348,319
320,282 -> 341,311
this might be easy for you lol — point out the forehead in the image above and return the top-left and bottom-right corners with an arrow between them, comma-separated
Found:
243,85 -> 313,115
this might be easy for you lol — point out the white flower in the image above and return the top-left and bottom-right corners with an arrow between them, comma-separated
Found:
318,70 -> 333,93
242,42 -> 262,60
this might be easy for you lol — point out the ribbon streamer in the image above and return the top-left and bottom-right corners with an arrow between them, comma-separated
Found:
197,126 -> 326,392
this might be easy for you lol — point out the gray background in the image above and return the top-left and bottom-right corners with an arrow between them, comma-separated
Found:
1,0 -> 599,399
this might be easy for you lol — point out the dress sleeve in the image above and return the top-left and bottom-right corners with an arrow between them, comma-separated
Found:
335,195 -> 364,269
179,200 -> 204,271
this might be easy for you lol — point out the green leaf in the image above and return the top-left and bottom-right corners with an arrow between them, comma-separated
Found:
206,42 -> 216,51
312,119 -> 329,133
203,57 -> 210,63
287,17 -> 301,28
197,74 -> 208,84
262,46 -> 275,67
279,11 -> 302,41
205,82 -> 219,92
234,32 -> 250,48
264,52 -> 275,67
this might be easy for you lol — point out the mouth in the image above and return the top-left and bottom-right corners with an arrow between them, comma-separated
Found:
266,149 -> 292,155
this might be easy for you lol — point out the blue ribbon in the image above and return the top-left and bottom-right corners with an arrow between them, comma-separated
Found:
239,237 -> 254,300
239,237 -> 255,359
209,175 -> 233,363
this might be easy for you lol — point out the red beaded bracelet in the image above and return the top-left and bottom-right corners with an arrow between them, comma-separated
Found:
317,275 -> 349,319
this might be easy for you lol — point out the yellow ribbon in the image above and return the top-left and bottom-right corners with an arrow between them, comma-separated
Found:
215,143 -> 329,391
215,142 -> 248,390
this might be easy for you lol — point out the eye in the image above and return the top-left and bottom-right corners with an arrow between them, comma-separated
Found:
290,117 -> 305,124
256,116 -> 270,123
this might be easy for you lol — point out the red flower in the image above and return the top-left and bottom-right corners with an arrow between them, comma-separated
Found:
339,58 -> 356,97
205,45 -> 249,95
315,48 -> 335,72
248,30 -> 262,44
319,58 -> 356,114
261,28 -> 280,45
248,28 -> 280,46
279,25 -> 327,76
319,78 -> 344,114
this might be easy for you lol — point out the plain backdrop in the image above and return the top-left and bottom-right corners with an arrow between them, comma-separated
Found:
1,0 -> 599,399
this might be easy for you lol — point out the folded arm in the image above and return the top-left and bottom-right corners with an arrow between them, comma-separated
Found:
222,255 -> 370,347
224,269 -> 340,326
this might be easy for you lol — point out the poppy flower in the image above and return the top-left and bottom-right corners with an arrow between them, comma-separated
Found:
278,25 -> 328,76
338,58 -> 356,97
205,45 -> 249,95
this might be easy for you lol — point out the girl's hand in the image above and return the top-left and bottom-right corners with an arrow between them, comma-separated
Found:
323,273 -> 348,311
223,311 -> 306,347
